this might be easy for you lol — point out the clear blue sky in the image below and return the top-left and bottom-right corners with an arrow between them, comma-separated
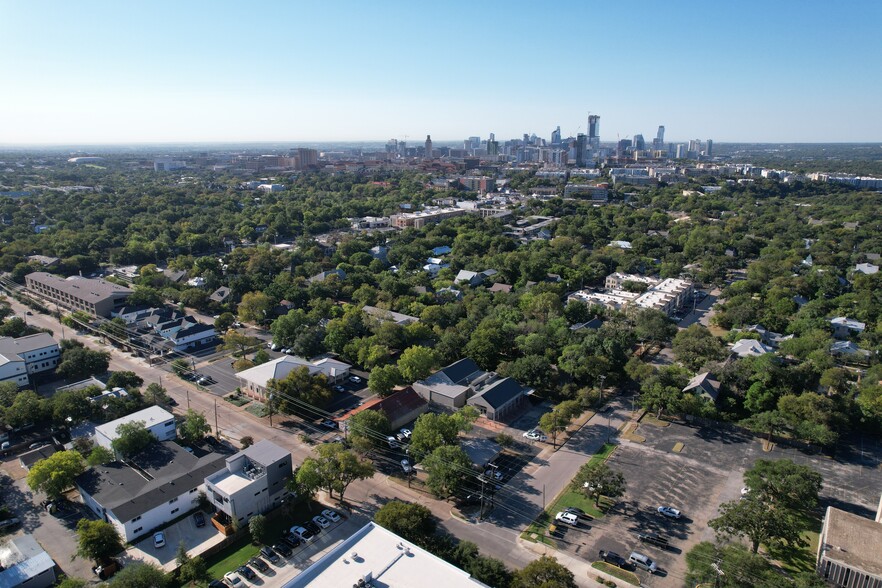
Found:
2,0 -> 880,144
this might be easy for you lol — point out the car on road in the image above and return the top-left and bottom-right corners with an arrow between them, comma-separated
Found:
522,429 -> 547,442
193,511 -> 206,527
259,546 -> 280,564
312,515 -> 331,529
248,557 -> 269,573
223,571 -> 242,586
399,428 -> 412,439
320,419 -> 338,429
564,507 -> 586,518
236,565 -> 256,581
657,506 -> 682,519
387,436 -> 399,449
322,508 -> 341,523
554,511 -> 579,526
628,552 -> 658,574
153,532 -> 166,548
401,459 -> 412,473
272,542 -> 292,558
28,442 -> 46,450
290,525 -> 314,542
599,550 -> 629,568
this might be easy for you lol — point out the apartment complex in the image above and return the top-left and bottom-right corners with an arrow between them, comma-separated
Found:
390,207 -> 468,229
0,333 -> 60,388
94,406 -> 177,451
25,272 -> 132,317
569,273 -> 693,317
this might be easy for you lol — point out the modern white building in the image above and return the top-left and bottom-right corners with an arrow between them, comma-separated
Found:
0,333 -> 60,388
94,406 -> 176,450
76,441 -> 228,542
204,440 -> 293,527
283,522 -> 489,588
569,273 -> 693,317
236,356 -> 350,401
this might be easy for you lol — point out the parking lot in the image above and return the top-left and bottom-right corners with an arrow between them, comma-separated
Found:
544,416 -> 882,587
128,510 -> 226,570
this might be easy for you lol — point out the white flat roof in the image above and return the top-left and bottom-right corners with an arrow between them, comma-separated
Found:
208,469 -> 252,495
284,522 -> 487,587
95,405 -> 174,439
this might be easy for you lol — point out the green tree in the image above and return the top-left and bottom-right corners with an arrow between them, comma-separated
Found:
179,409 -> 211,445
145,382 -> 172,405
270,366 -> 333,413
108,562 -> 168,587
368,364 -> 403,396
111,421 -> 157,458
423,445 -> 473,499
217,329 -> 263,359
396,345 -> 439,382
248,514 -> 267,544
27,450 -> 86,499
57,347 -> 111,381
171,358 -> 190,377
346,409 -> 391,453
685,541 -> 795,588
178,554 -> 207,585
538,409 -> 570,447
75,519 -> 124,562
709,495 -> 806,554
240,436 -> 254,449
571,460 -> 626,507
51,388 -> 92,426
107,371 -> 144,391
373,500 -> 436,544
214,312 -> 236,333
742,459 -> 822,511
633,308 -> 677,345
672,324 -> 727,370
512,555 -> 576,588
5,390 -> 47,428
295,442 -> 374,503
237,291 -> 274,323
87,446 -> 116,466
57,578 -> 88,588
409,412 -> 461,459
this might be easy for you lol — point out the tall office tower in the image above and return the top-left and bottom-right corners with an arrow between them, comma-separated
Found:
617,139 -> 631,158
489,132 -> 495,142
587,115 -> 600,149
705,139 -> 713,157
551,126 -> 561,145
676,144 -> 687,159
656,126 -> 665,143
386,139 -> 398,153
632,134 -> 646,151
689,139 -> 701,154
576,133 -> 587,166
469,136 -> 481,149
487,139 -> 499,156
425,135 -> 433,160
297,148 -> 318,169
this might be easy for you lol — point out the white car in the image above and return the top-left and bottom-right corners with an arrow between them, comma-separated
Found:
657,506 -> 682,519
484,469 -> 503,481
224,572 -> 242,587
290,525 -> 314,542
401,459 -> 413,473
522,429 -> 547,442
321,508 -> 341,523
399,428 -> 412,439
349,376 -> 362,384
312,515 -> 331,529
555,511 -> 579,526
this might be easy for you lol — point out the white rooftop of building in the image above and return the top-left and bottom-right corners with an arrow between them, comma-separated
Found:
283,522 -> 488,588
94,405 -> 174,440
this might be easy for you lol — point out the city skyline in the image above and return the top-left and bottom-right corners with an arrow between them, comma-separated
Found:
2,0 -> 881,144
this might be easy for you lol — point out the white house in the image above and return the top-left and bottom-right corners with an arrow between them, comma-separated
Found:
76,442 -> 227,542
0,334 -> 60,388
236,356 -> 350,401
94,406 -> 176,450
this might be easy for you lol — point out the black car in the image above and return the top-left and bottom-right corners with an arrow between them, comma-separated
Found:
599,550 -> 629,568
564,507 -> 587,518
272,542 -> 292,558
208,581 -> 226,588
247,558 -> 269,573
303,521 -> 321,536
193,511 -> 206,527
282,532 -> 302,548
259,546 -> 280,564
237,565 -> 256,581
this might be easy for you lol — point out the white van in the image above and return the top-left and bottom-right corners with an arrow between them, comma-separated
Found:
554,511 -> 579,526
628,552 -> 658,574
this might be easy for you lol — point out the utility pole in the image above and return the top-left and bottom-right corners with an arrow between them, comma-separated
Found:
479,474 -> 486,521
268,393 -> 274,428
598,374 -> 606,406
214,399 -> 219,438
186,388 -> 190,410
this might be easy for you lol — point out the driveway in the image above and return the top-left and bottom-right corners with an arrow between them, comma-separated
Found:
127,511 -> 226,571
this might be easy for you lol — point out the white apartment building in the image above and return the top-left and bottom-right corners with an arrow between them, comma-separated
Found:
0,333 -> 60,388
94,406 -> 177,450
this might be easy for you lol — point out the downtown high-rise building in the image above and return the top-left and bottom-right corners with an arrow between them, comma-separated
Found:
587,115 -> 600,149
551,126 -> 561,145
705,139 -> 713,157
425,135 -> 433,160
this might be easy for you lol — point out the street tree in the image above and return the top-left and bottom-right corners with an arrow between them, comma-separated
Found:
214,312 -> 236,333
108,562 -> 168,587
111,421 -> 157,458
75,519 -> 124,562
57,347 -> 110,381
179,409 -> 211,444
240,436 -> 254,448
295,442 -> 374,503
409,412 -> 462,459
269,366 -> 333,413
346,409 -> 391,453
217,329 -> 263,359
512,555 -> 576,588
27,450 -> 86,499
373,500 -> 436,544
571,461 -> 626,507
423,445 -> 473,499
106,371 -> 143,391
145,382 -> 172,405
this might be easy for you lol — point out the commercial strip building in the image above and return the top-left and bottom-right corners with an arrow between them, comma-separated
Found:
24,272 -> 132,318
283,522 -> 489,588
0,333 -> 60,388
817,503 -> 882,588
204,440 -> 293,529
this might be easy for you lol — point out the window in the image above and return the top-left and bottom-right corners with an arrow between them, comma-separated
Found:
165,421 -> 174,427
254,491 -> 260,497
169,497 -> 178,504
189,488 -> 197,493
132,515 -> 142,522
134,527 -> 143,533
171,508 -> 179,514
278,462 -> 287,469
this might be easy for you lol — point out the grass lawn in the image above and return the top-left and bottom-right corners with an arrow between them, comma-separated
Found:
245,403 -> 269,418
521,443 -> 618,543
591,562 -> 641,586
765,511 -> 823,575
